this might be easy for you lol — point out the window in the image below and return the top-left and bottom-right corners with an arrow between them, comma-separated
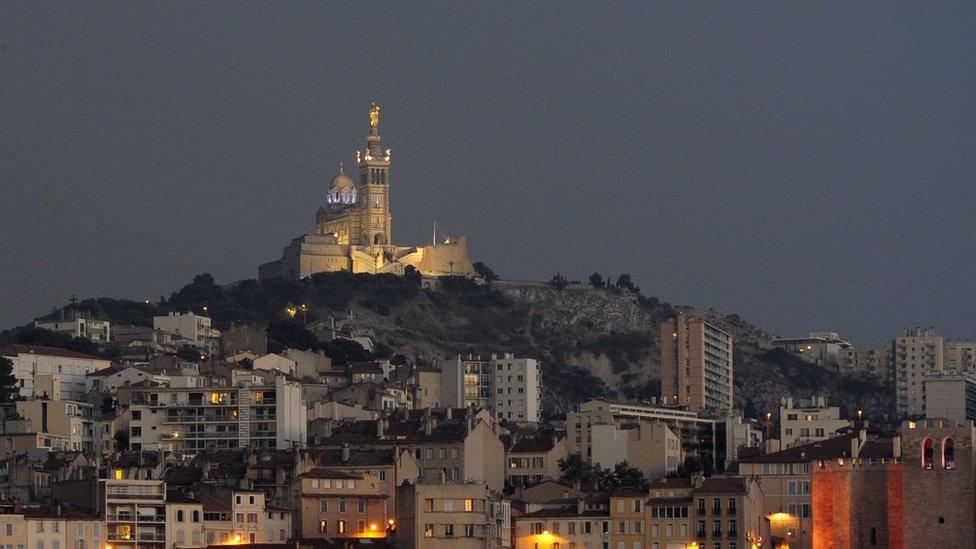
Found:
339,500 -> 347,513
319,520 -> 327,534
357,499 -> 366,513
465,524 -> 475,537
177,510 -> 184,522
944,438 -> 956,470
923,438 -> 934,470
192,510 -> 200,522
357,520 -> 365,534
445,524 -> 455,537
451,447 -> 459,459
464,499 -> 474,512
424,524 -> 434,538
320,500 -> 329,512
632,500 -> 642,512
247,513 -> 257,523
337,520 -> 346,534
424,499 -> 434,512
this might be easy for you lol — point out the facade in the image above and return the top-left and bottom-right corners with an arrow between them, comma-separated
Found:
15,399 -> 105,453
660,313 -> 733,413
772,332 -> 850,371
395,482 -> 510,549
923,372 -> 976,422
50,477 -> 169,549
514,503 -> 610,549
590,421 -> 682,481
165,492 -> 205,548
259,104 -> 475,280
778,396 -> 850,448
20,506 -> 106,549
121,375 -> 307,454
191,485 -> 292,545
440,355 -> 543,423
0,344 -> 111,400
894,328 -> 945,417
296,469 -> 390,540
152,312 -> 220,355
35,316 -> 111,342
505,435 -> 567,489
609,488 -> 647,549
841,345 -> 892,381
567,400 -> 738,476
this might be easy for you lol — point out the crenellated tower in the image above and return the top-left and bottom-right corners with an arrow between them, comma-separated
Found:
356,102 -> 392,246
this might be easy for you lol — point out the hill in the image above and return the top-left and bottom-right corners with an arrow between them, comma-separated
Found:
16,271 -> 893,421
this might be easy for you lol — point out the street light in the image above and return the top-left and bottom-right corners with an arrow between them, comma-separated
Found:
300,303 -> 308,325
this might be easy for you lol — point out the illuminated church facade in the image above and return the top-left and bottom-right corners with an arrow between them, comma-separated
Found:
259,104 -> 475,280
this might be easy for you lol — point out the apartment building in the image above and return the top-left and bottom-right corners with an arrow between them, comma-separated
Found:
15,399 -> 106,453
505,434 -> 567,489
191,485 -> 291,545
514,501 -> 610,549
841,346 -> 892,381
778,396 -> 851,448
567,400 -> 745,476
772,332 -> 850,370
395,482 -> 510,549
53,477 -> 168,549
0,345 -> 111,400
924,372 -> 976,422
660,313 -> 733,413
945,342 -> 976,372
35,315 -> 111,342
894,328 -> 945,417
165,491 -> 204,548
296,469 -> 390,540
609,488 -> 647,548
120,375 -> 306,454
440,354 -> 543,422
152,312 -> 221,355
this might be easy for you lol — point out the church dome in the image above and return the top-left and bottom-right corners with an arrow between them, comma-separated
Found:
326,166 -> 357,205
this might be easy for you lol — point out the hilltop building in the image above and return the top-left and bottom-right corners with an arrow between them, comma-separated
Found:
260,103 -> 475,280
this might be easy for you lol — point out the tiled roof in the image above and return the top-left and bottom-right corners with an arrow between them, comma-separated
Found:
517,506 -> 608,519
739,434 -> 857,464
698,476 -> 747,494
510,436 -> 556,454
649,477 -> 692,490
301,469 -> 363,480
301,448 -> 399,468
0,344 -> 106,361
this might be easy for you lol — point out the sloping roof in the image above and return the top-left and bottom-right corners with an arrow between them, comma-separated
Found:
517,506 -> 608,519
698,476 -> 747,494
0,344 -> 106,361
301,448 -> 399,468
611,487 -> 649,497
510,436 -> 557,454
301,469 -> 363,480
86,364 -> 145,377
859,439 -> 896,459
22,504 -> 99,520
739,433 -> 857,464
649,477 -> 693,490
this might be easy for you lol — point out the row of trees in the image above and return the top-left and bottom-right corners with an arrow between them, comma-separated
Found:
558,454 -> 650,492
548,272 -> 641,293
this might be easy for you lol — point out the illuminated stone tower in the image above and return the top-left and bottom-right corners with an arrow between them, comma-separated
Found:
357,102 -> 392,246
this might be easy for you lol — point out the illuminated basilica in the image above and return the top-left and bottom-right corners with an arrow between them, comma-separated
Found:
259,104 -> 475,280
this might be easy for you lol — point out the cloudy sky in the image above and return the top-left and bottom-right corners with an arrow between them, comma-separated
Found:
1,3 -> 974,345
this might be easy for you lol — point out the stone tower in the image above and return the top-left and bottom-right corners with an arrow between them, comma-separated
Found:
357,102 -> 392,246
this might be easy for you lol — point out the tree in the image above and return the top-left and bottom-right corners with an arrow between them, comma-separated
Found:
549,273 -> 568,289
588,273 -> 604,288
318,338 -> 370,365
616,273 -> 639,293
602,461 -> 650,492
559,453 -> 603,489
472,262 -> 499,283
0,358 -> 17,403
266,318 -> 317,352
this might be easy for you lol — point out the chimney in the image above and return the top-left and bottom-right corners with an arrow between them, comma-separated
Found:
376,419 -> 386,439
576,498 -> 585,515
445,408 -> 452,420
691,472 -> 704,489
341,443 -> 350,463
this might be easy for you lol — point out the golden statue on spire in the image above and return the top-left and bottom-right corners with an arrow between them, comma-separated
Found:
369,102 -> 381,128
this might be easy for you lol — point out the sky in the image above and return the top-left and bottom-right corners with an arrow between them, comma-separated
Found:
1,3 -> 974,345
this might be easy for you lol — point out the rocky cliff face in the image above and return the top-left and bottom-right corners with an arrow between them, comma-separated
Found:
330,278 -> 892,420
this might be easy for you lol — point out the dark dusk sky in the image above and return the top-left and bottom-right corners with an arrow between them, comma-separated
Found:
1,3 -> 974,345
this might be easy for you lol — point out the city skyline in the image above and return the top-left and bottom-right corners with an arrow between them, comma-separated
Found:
2,4 -> 975,345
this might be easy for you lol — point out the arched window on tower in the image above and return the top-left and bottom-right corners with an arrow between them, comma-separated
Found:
943,438 -> 955,470
922,438 -> 934,470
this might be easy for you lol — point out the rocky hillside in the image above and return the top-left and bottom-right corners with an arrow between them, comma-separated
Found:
19,272 -> 893,421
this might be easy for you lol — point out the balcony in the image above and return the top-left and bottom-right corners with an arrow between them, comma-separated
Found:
106,514 -> 166,523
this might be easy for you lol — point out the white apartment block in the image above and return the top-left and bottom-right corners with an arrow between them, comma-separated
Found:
439,354 -> 542,422
894,328 -> 945,417
778,396 -> 850,448
125,375 -> 306,455
104,478 -> 168,549
35,317 -> 111,342
0,344 -> 111,400
153,312 -> 221,353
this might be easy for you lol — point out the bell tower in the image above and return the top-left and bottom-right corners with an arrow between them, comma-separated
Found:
357,102 -> 392,246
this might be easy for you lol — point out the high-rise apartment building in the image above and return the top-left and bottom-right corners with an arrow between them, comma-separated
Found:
894,328 -> 945,417
440,355 -> 542,422
660,313 -> 733,413
842,345 -> 893,381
